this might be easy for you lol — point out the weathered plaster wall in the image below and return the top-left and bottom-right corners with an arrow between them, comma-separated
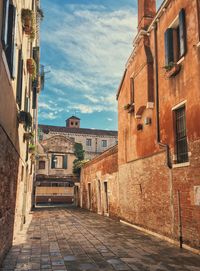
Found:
0,0 -> 41,265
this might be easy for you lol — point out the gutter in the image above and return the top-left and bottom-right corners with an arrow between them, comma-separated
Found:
116,68 -> 127,100
154,22 -> 172,169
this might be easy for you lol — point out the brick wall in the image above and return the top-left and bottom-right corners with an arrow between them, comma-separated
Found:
0,127 -> 19,265
119,151 -> 174,237
81,145 -> 119,218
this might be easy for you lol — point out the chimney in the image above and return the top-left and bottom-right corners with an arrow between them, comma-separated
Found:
138,0 -> 156,31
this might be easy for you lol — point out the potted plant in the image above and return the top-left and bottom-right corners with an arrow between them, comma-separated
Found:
18,111 -> 32,128
27,58 -> 37,79
21,9 -> 36,40
24,131 -> 34,141
163,62 -> 181,78
29,144 -> 36,153
124,104 -> 131,110
30,153 -> 35,161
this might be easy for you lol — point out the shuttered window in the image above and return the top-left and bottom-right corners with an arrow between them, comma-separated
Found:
165,28 -> 174,65
1,0 -> 9,48
175,106 -> 188,163
179,9 -> 187,58
63,155 -> 68,169
51,155 -> 67,169
5,4 -> 17,78
130,78 -> 135,104
16,50 -> 23,108
165,9 -> 187,65
51,154 -> 56,169
32,87 -> 37,109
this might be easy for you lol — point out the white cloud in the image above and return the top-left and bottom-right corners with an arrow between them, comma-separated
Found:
39,112 -> 57,120
38,102 -> 52,110
39,2 -> 137,122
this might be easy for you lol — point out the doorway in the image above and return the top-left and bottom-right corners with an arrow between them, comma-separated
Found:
98,180 -> 102,214
104,182 -> 109,215
88,183 -> 92,210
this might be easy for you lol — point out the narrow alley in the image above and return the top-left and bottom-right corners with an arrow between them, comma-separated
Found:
1,208 -> 200,271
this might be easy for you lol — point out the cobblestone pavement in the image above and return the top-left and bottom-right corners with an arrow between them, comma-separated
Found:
1,207 -> 200,271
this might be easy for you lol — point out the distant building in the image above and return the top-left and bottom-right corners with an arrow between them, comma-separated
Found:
35,117 -> 118,205
39,116 -> 118,160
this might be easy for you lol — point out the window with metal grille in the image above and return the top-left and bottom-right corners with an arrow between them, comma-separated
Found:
175,107 -> 188,163
39,161 -> 45,170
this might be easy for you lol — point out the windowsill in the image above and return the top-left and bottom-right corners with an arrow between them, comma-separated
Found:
172,161 -> 190,168
177,56 -> 185,65
165,63 -> 181,78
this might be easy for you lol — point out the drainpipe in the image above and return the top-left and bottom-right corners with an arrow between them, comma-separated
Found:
153,22 -> 172,169
154,22 -> 177,244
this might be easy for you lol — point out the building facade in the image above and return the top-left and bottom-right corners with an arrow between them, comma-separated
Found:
35,117 -> 118,205
0,0 -> 42,264
39,116 -> 118,160
35,135 -> 77,205
81,0 -> 200,251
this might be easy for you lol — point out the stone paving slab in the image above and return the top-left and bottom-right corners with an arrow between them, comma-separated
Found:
1,207 -> 200,271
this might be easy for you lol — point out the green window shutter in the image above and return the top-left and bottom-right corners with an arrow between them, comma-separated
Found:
16,50 -> 23,108
25,97 -> 30,112
12,6 -> 17,79
33,47 -> 40,75
51,155 -> 55,169
5,4 -> 16,77
164,28 -> 174,66
32,87 -> 37,109
1,0 -> 9,48
63,155 -> 68,169
130,78 -> 134,104
179,9 -> 187,58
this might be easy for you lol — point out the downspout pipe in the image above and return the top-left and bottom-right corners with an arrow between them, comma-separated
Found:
153,22 -> 172,169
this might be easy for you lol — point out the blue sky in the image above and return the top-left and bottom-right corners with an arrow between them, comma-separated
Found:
39,0 -> 163,130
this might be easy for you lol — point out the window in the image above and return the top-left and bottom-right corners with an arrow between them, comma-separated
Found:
174,106 -> 188,163
165,9 -> 186,65
51,154 -> 67,169
130,77 -> 135,105
71,121 -> 74,126
16,49 -> 24,108
75,122 -> 78,126
86,138 -> 92,146
39,161 -> 45,170
102,140 -> 107,148
1,1 -> 17,78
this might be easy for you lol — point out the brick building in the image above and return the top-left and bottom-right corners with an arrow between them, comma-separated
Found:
81,145 -> 119,218
0,0 -> 42,265
80,0 -> 200,251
